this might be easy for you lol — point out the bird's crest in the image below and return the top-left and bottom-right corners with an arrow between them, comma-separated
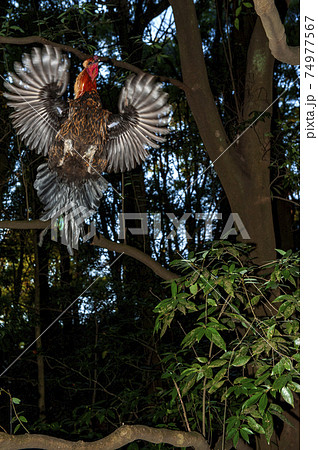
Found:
74,55 -> 99,99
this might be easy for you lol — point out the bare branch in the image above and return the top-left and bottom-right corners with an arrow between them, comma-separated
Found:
0,220 -> 179,281
0,219 -> 47,230
0,425 -> 210,450
272,196 -> 300,207
253,0 -> 300,65
92,234 -> 179,280
0,36 -> 186,90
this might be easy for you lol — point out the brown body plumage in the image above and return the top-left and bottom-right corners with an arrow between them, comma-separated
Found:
49,92 -> 110,182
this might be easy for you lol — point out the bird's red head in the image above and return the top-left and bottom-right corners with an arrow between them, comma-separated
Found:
83,55 -> 99,81
74,55 -> 99,99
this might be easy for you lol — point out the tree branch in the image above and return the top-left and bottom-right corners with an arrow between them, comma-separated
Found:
0,220 -> 179,281
91,235 -> 179,280
253,0 -> 300,65
0,425 -> 210,450
0,36 -> 186,90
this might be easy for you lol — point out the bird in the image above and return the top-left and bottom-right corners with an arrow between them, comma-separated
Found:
4,45 -> 171,254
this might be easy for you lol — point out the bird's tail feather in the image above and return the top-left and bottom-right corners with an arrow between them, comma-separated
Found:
34,163 -> 107,254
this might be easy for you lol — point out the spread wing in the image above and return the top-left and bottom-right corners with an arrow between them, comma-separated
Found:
105,73 -> 171,173
3,45 -> 69,156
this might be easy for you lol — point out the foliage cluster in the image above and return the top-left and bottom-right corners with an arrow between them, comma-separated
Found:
154,242 -> 300,448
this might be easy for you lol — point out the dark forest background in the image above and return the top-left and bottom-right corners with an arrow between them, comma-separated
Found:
0,0 -> 299,448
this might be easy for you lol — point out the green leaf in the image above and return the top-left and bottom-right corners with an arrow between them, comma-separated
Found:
222,386 -> 234,401
255,371 -> 270,386
283,357 -> 293,371
252,339 -> 267,355
13,424 -> 20,434
262,411 -> 274,444
278,302 -> 295,319
242,392 -> 263,411
268,403 -> 283,414
196,356 -> 208,364
181,327 -> 205,347
226,416 -> 240,434
209,359 -> 227,368
234,376 -> 252,385
12,397 -> 21,405
240,427 -> 251,443
255,364 -> 270,377
251,295 -> 261,306
235,6 -> 242,16
227,426 -> 239,440
222,278 -> 234,296
233,430 -> 240,447
267,324 -> 276,339
185,300 -> 197,311
272,374 -> 289,391
190,283 -> 198,295
234,18 -> 239,30
207,327 -> 226,351
247,416 -> 265,434
272,294 -> 296,303
10,25 -> 25,32
247,406 -> 262,419
241,426 -> 254,435
208,379 -> 225,393
214,367 -> 227,382
287,381 -> 300,393
243,2 -> 253,7
268,404 -> 293,426
171,281 -> 177,297
181,374 -> 196,396
19,416 -> 27,423
232,355 -> 251,367
220,351 -> 233,360
281,386 -> 294,407
271,358 -> 286,376
177,303 -> 186,314
259,393 -> 268,416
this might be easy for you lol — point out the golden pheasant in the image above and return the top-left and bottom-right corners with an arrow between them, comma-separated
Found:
4,46 -> 170,253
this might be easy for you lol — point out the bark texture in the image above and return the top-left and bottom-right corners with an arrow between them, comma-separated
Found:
0,426 -> 210,450
254,0 -> 300,65
169,0 -> 276,263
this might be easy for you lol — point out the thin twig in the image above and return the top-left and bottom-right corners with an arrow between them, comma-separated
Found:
172,378 -> 191,432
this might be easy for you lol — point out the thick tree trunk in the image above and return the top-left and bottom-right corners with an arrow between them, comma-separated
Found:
169,0 -> 276,263
236,17 -> 276,263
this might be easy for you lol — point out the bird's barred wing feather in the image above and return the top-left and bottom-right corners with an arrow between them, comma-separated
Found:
3,45 -> 69,156
106,73 -> 171,173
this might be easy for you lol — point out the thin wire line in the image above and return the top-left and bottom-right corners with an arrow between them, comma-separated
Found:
0,252 -> 124,378
176,251 -> 300,374
0,71 -> 123,200
185,76 -> 300,194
